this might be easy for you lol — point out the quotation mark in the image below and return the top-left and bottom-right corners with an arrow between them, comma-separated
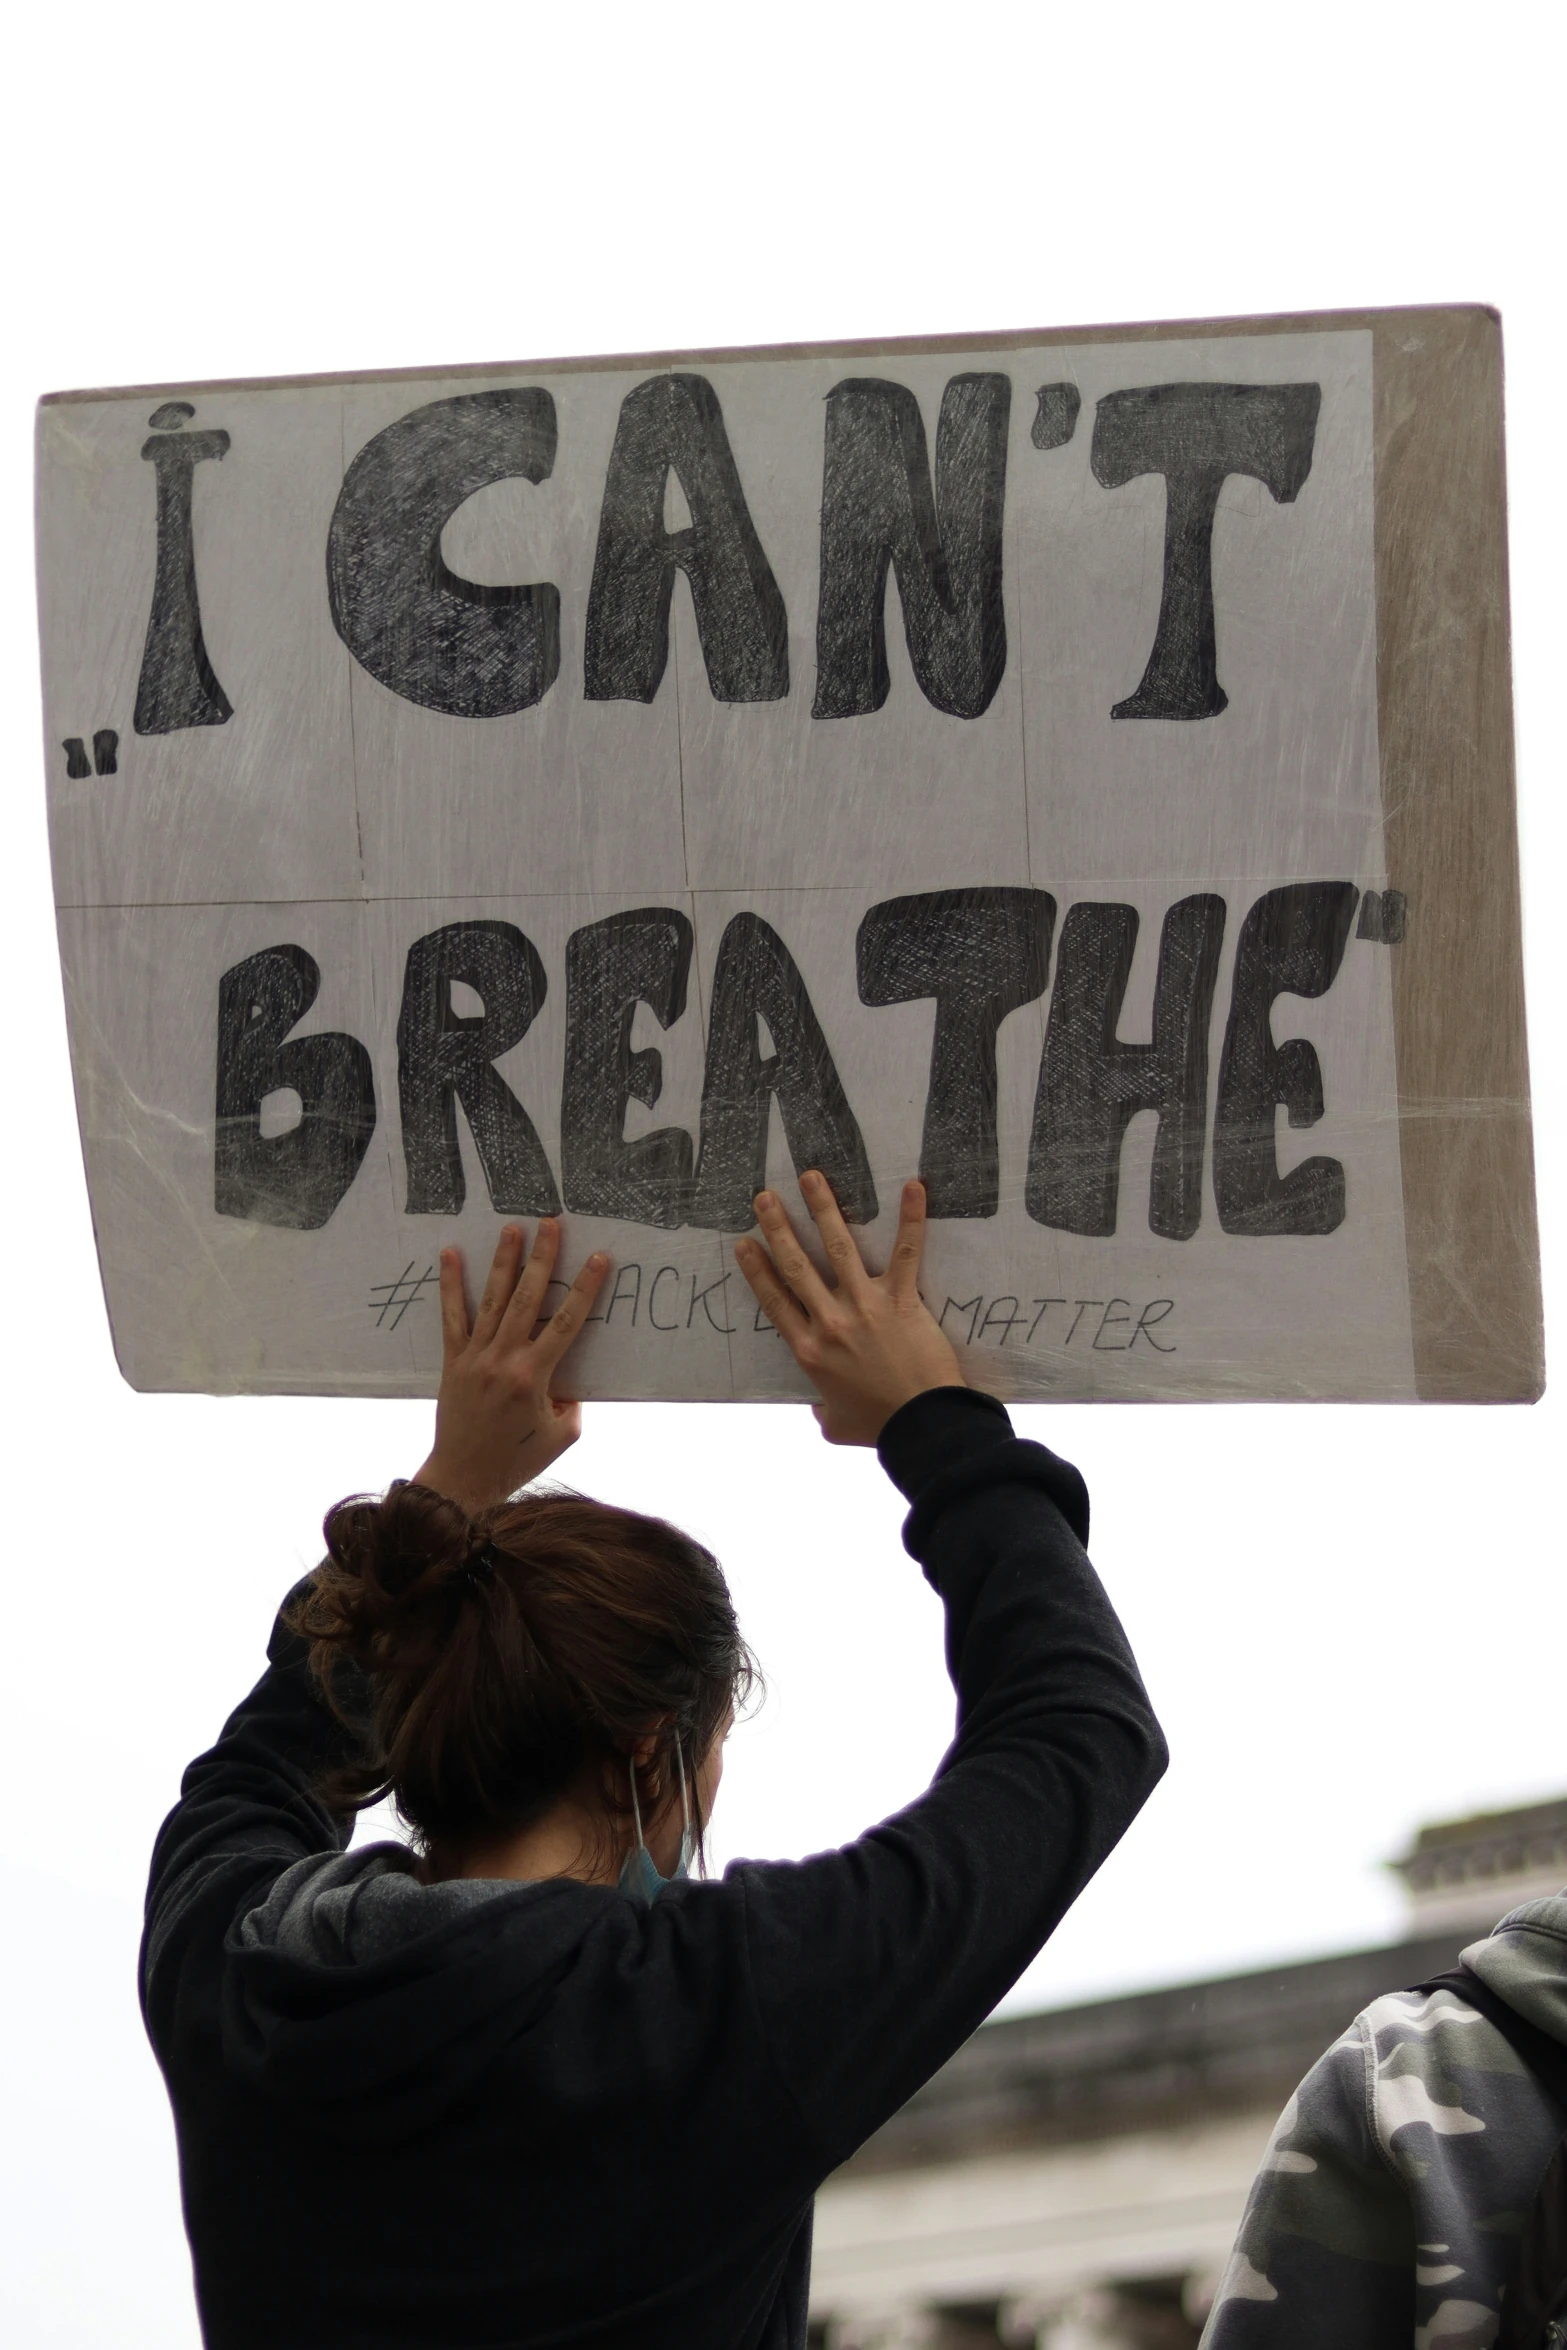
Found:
62,729 -> 118,778
1357,888 -> 1407,944
367,1262 -> 438,1329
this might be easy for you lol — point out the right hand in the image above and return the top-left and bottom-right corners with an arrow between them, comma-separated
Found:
734,1172 -> 966,1445
412,1221 -> 610,1514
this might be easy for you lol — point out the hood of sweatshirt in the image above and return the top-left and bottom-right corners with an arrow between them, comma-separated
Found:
222,1840 -> 635,2146
1463,1891 -> 1567,2045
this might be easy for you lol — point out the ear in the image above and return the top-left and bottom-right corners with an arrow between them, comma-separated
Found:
630,1732 -> 659,1768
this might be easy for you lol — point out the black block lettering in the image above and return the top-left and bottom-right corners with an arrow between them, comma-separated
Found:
857,887 -> 1054,1217
1027,894 -> 1226,1239
135,405 -> 234,735
215,945 -> 375,1229
1031,383 -> 1081,450
397,921 -> 561,1215
1213,882 -> 1359,1235
327,390 -> 560,718
584,374 -> 788,704
813,373 -> 1011,720
561,908 -> 695,1228
690,913 -> 876,1228
1091,382 -> 1321,720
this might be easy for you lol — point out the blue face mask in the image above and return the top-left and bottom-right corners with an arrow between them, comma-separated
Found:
617,1744 -> 694,1906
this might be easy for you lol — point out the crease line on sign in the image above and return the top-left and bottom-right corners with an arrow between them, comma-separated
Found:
663,441 -> 733,1403
1015,471 -> 1034,896
680,879 -> 737,1404
359,899 -> 412,1380
1013,458 -> 1051,1134
70,881 -> 1019,910
65,867 -> 1391,914
333,403 -> 415,1382
671,496 -> 694,900
341,400 -> 369,906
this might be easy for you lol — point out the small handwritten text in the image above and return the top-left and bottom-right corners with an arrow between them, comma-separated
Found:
937,1293 -> 1177,1353
367,1262 -> 438,1329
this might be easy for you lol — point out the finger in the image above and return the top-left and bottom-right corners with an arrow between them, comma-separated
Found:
884,1179 -> 929,1300
799,1169 -> 871,1295
529,1252 -> 611,1376
471,1226 -> 526,1347
752,1190 -> 833,1315
733,1236 -> 809,1341
436,1246 -> 471,1364
498,1217 -> 563,1345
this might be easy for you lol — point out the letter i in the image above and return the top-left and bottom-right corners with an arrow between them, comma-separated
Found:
134,400 -> 234,735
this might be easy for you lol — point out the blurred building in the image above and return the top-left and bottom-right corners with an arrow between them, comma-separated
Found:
809,1796 -> 1567,2350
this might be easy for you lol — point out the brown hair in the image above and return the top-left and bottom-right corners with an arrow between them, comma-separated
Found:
287,1480 -> 756,1865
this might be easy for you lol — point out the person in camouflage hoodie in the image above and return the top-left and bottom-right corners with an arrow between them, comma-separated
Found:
1201,1897 -> 1567,2349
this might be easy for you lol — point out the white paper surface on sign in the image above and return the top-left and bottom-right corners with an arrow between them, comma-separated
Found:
35,313 -> 1540,1402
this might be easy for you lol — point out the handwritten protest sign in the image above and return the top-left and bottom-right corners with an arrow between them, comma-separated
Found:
36,307 -> 1540,1400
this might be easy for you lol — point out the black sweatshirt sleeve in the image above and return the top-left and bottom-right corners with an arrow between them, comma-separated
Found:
733,1386 -> 1167,2171
140,1588 -> 360,2053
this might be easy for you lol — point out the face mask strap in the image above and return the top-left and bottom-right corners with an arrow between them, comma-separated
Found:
621,1735 -> 694,1898
627,1755 -> 648,1855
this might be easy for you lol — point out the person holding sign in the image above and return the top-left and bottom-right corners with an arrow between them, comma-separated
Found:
141,1173 -> 1166,2350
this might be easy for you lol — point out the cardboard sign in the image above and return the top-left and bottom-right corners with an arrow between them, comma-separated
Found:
36,307 -> 1541,1402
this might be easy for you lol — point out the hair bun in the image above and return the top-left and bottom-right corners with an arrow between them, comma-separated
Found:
286,1483 -> 753,1863
310,1479 -> 486,1658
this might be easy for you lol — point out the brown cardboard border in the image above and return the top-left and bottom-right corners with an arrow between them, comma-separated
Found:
42,305 -> 1542,1400
1363,310 -> 1541,1398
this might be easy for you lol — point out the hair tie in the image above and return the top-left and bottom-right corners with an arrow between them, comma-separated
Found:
456,1540 -> 499,1596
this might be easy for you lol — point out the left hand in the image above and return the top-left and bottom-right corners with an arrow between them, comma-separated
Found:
411,1221 -> 610,1514
734,1173 -> 965,1445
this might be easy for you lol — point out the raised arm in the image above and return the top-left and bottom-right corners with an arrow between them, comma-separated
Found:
729,1178 -> 1168,2167
142,1219 -> 609,2050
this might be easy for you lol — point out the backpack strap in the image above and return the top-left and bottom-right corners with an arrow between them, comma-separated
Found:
1410,1970 -> 1567,2111
1409,1969 -> 1567,2348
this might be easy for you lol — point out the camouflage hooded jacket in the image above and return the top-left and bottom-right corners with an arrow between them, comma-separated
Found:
1201,1898 -> 1567,2350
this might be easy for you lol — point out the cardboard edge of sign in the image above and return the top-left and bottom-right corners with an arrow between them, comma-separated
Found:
44,303 -> 1544,1405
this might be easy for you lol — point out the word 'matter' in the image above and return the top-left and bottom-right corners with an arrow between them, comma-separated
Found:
217,880 -> 1361,1243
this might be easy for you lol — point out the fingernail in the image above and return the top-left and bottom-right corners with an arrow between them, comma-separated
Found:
588,1251 -> 608,1269
755,1191 -> 775,1212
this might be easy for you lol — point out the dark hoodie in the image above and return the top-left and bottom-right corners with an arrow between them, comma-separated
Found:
141,1387 -> 1166,2350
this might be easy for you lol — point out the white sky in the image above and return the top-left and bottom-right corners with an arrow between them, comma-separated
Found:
2,5 -> 1561,2342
